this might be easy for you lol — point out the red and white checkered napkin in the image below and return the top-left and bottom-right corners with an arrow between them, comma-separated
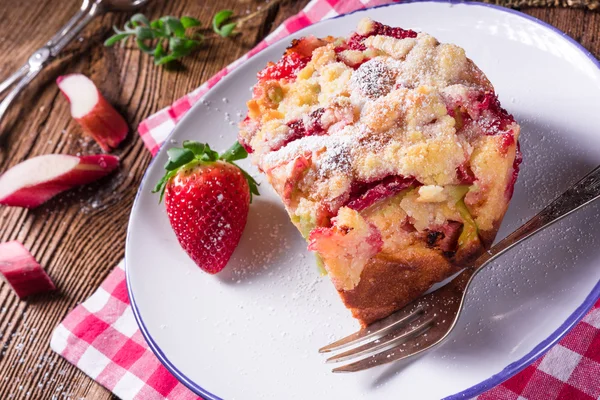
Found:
51,0 -> 600,399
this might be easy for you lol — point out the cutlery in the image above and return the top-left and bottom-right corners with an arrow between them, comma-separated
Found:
320,165 -> 600,372
0,0 -> 149,136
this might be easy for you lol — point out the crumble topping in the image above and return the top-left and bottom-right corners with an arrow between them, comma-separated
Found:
239,18 -> 521,291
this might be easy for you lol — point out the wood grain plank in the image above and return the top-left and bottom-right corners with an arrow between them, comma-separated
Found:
0,1 -> 598,399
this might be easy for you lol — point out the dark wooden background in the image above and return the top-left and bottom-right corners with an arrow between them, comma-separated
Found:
0,0 -> 598,398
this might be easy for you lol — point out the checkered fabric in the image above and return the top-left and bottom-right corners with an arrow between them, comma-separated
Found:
51,1 -> 600,399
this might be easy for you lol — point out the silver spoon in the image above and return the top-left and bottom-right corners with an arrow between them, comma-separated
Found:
0,0 -> 150,136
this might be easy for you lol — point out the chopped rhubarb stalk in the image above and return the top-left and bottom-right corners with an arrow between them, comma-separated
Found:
506,142 -> 522,198
456,163 -> 476,184
0,241 -> 55,299
257,52 -> 310,81
0,154 -> 119,208
283,154 -> 312,204
273,111 -> 327,151
57,74 -> 128,152
308,208 -> 382,291
306,108 -> 326,135
346,176 -> 416,211
342,20 -> 418,52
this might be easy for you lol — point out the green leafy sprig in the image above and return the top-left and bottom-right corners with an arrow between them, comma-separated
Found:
212,10 -> 236,37
105,14 -> 203,65
153,141 -> 260,203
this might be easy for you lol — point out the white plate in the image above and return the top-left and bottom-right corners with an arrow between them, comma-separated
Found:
126,2 -> 600,399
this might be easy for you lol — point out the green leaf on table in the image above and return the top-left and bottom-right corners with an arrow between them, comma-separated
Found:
213,10 -> 236,37
181,16 -> 201,28
104,33 -> 130,47
154,41 -> 166,58
135,26 -> 154,41
106,13 -> 210,67
136,38 -> 155,54
131,13 -> 150,27
154,55 -> 177,65
161,16 -> 185,37
219,22 -> 236,38
150,19 -> 163,30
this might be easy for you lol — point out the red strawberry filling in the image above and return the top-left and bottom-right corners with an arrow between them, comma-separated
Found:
257,52 -> 311,81
271,109 -> 327,151
476,92 -> 515,134
345,175 -> 417,211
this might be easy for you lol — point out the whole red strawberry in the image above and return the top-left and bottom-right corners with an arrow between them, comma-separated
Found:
153,141 -> 259,274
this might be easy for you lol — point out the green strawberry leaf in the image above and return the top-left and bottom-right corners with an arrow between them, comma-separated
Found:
165,147 -> 194,170
154,140 -> 260,204
219,141 -> 247,162
152,170 -> 177,203
237,166 -> 260,202
183,140 -> 206,156
200,144 -> 219,162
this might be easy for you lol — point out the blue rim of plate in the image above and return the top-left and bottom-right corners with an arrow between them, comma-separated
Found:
125,2 -> 600,399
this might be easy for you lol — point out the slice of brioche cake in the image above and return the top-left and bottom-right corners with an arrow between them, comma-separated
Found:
239,18 -> 521,326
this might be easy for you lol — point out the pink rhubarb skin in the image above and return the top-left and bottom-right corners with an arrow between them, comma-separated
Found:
0,154 -> 119,208
57,74 -> 128,152
0,241 -> 55,299
345,176 -> 416,212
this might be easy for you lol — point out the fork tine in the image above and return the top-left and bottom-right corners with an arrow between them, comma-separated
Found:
326,316 -> 434,363
319,305 -> 424,353
332,320 -> 441,373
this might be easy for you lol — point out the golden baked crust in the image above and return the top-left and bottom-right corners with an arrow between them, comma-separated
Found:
340,226 -> 495,326
239,18 -> 521,326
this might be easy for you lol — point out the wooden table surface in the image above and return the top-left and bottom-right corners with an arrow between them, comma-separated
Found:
0,0 -> 598,398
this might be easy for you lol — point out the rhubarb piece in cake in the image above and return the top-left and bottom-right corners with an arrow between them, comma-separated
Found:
239,18 -> 521,326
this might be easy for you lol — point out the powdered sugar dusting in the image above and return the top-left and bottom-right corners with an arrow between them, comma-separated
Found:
350,58 -> 395,99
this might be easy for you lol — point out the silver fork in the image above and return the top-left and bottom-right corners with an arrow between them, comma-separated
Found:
0,0 -> 149,136
320,165 -> 600,373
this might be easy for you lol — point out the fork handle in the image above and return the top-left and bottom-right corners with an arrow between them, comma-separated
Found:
473,165 -> 600,271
